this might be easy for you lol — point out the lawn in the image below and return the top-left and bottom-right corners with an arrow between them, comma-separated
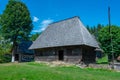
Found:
96,55 -> 108,64
0,62 -> 120,80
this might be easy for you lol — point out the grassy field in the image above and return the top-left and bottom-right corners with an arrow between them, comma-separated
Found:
96,55 -> 108,64
0,62 -> 120,80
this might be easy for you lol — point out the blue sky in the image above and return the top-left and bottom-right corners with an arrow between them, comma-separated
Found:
0,0 -> 120,33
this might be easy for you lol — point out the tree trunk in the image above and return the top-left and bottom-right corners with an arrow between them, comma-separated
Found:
11,41 -> 17,62
11,47 -> 15,62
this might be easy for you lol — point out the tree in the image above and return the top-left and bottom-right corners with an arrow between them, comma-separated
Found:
0,0 -> 33,62
86,25 -> 90,32
98,25 -> 120,61
0,34 -> 12,63
86,24 -> 103,40
30,32 -> 42,41
0,35 -> 11,54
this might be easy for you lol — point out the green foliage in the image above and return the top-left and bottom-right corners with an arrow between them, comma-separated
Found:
0,34 -> 11,63
98,26 -> 120,59
30,32 -> 41,41
0,0 -> 33,61
86,24 -> 104,39
0,0 -> 33,42
0,54 -> 11,63
0,62 -> 120,80
96,55 -> 108,64
0,35 -> 11,55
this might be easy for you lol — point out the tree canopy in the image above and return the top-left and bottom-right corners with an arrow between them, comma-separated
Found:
0,34 -> 12,63
0,34 -> 11,55
0,0 -> 33,41
0,0 -> 33,62
30,32 -> 42,41
98,25 -> 120,60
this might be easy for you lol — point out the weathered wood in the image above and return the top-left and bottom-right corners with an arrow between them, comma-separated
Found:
35,56 -> 57,61
34,45 -> 96,63
19,54 -> 34,62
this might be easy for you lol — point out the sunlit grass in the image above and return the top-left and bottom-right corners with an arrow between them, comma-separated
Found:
0,62 -> 119,80
96,55 -> 108,64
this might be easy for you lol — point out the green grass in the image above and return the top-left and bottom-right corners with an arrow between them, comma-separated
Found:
0,62 -> 120,80
96,55 -> 108,64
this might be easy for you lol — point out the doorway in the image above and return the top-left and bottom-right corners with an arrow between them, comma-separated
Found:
15,54 -> 19,61
58,50 -> 64,61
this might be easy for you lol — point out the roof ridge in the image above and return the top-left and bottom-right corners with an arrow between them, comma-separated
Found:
49,16 -> 79,25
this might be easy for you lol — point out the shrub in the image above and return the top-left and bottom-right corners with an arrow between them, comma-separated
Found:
0,54 -> 11,63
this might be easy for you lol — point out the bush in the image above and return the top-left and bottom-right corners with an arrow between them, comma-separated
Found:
0,54 -> 11,63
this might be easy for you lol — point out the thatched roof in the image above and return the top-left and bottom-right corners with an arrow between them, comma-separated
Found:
29,16 -> 99,49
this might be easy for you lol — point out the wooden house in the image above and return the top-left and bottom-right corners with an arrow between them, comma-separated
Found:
15,41 -> 34,62
29,16 -> 100,63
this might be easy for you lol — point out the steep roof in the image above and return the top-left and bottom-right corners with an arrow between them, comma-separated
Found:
29,16 -> 99,49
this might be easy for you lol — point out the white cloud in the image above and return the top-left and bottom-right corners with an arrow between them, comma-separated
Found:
32,19 -> 53,33
33,16 -> 39,22
41,19 -> 53,25
40,19 -> 53,31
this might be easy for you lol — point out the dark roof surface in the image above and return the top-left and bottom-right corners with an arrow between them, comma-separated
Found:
17,41 -> 34,54
29,16 -> 99,49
